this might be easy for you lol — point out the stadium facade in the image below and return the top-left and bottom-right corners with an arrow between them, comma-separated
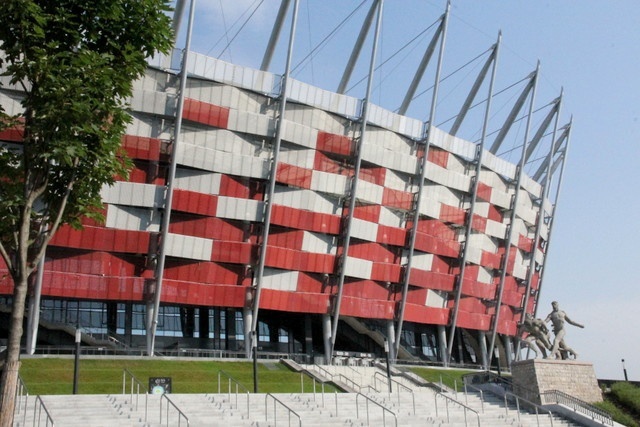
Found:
0,0 -> 571,369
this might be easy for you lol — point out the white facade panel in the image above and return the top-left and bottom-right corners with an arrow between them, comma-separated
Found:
105,205 -> 160,232
379,207 -> 404,227
165,233 -> 213,261
474,202 -> 490,218
482,151 -> 517,180
350,218 -> 378,242
279,148 -> 316,169
0,92 -> 24,116
101,182 -> 164,208
409,253 -> 434,271
384,170 -> 414,192
485,220 -> 507,239
479,169 -> 509,192
287,79 -> 360,119
425,163 -> 470,192
281,120 -> 318,149
187,52 -> 276,94
177,143 -> 269,179
466,247 -> 483,265
429,125 -> 476,160
272,188 -> 340,214
284,104 -> 346,135
344,256 -> 373,280
185,82 -> 264,114
425,289 -> 447,308
477,267 -> 493,284
355,180 -> 384,205
216,196 -> 263,222
468,233 -> 498,253
417,197 -> 441,219
490,188 -> 512,210
174,168 -> 222,195
310,171 -> 348,197
182,127 -> 263,157
426,184 -> 461,207
367,129 -> 414,154
227,110 -> 275,137
262,268 -> 298,291
130,90 -> 176,117
521,174 -> 542,198
301,231 -> 336,255
515,195 -> 537,225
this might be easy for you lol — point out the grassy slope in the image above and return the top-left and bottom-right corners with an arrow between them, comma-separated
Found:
19,358 -> 335,395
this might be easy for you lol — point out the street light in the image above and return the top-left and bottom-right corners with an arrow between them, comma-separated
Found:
622,359 -> 628,381
73,327 -> 81,394
252,331 -> 258,393
384,339 -> 392,393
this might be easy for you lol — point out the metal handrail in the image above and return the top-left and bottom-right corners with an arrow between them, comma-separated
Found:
265,393 -> 302,426
372,372 -> 416,415
33,395 -> 55,427
503,391 -> 554,427
217,370 -> 250,417
434,390 -> 481,427
541,389 -> 613,426
159,393 -> 189,426
463,381 -> 485,413
122,368 -> 148,422
15,373 -> 29,426
355,392 -> 397,427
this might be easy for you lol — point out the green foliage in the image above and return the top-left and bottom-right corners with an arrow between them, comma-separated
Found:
593,400 -> 638,427
0,0 -> 173,272
611,382 -> 640,414
19,358 -> 339,395
409,367 -> 478,390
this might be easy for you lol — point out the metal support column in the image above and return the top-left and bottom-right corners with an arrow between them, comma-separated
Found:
393,1 -> 450,360
487,63 -> 540,367
337,0 -> 378,94
489,74 -> 536,154
25,257 -> 45,355
250,0 -> 300,356
330,0 -> 384,361
260,0 -> 292,71
517,91 -> 563,356
446,33 -> 501,366
532,119 -> 573,318
146,0 -> 196,356
398,15 -> 446,115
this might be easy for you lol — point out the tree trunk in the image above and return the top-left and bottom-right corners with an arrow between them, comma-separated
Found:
0,274 -> 29,427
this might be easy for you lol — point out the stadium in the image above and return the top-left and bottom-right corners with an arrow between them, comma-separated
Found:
0,0 -> 571,370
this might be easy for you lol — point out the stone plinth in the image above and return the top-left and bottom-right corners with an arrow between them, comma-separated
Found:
511,359 -> 602,404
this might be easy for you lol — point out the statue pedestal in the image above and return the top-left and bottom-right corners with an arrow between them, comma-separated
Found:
511,359 -> 602,404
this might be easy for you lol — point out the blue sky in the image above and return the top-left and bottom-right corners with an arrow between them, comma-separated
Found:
180,0 -> 640,380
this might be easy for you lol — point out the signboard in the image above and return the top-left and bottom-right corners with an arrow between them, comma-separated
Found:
149,377 -> 172,395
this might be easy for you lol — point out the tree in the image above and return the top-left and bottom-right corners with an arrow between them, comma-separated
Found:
0,1 -> 173,423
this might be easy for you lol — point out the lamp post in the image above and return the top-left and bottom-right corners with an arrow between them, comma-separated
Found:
384,339 -> 392,393
73,327 -> 81,394
622,359 -> 628,381
252,331 -> 258,393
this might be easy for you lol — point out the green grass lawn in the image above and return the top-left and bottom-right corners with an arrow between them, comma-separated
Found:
19,357 -> 336,395
408,366 -> 478,390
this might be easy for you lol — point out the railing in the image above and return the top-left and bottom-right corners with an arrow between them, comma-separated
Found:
434,390 -> 481,427
159,393 -> 189,426
541,389 -> 613,426
122,368 -> 148,422
372,372 -> 416,415
503,391 -> 554,427
217,370 -> 250,418
355,392 -> 397,427
265,393 -> 302,426
462,381 -> 486,413
33,395 -> 55,427
299,369 -> 338,413
15,374 -> 29,426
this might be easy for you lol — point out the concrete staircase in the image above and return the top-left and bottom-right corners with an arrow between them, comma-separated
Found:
12,364 -> 601,426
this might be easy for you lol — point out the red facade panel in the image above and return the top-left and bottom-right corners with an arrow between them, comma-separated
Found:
439,204 -> 466,225
476,182 -> 492,202
403,304 -> 449,325
0,125 -> 23,142
172,189 -> 218,216
277,163 -> 313,189
455,311 -> 491,331
121,135 -> 162,161
182,98 -> 230,129
414,233 -> 459,258
316,131 -> 354,156
348,242 -> 397,263
352,205 -> 381,223
340,295 -> 394,319
460,277 -> 496,300
210,241 -> 253,264
370,262 -> 402,283
50,226 -> 150,254
271,205 -> 341,235
382,188 -> 413,211
170,216 -> 247,242
260,289 -> 329,314
376,225 -> 406,246
428,147 -> 449,168
408,269 -> 455,291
